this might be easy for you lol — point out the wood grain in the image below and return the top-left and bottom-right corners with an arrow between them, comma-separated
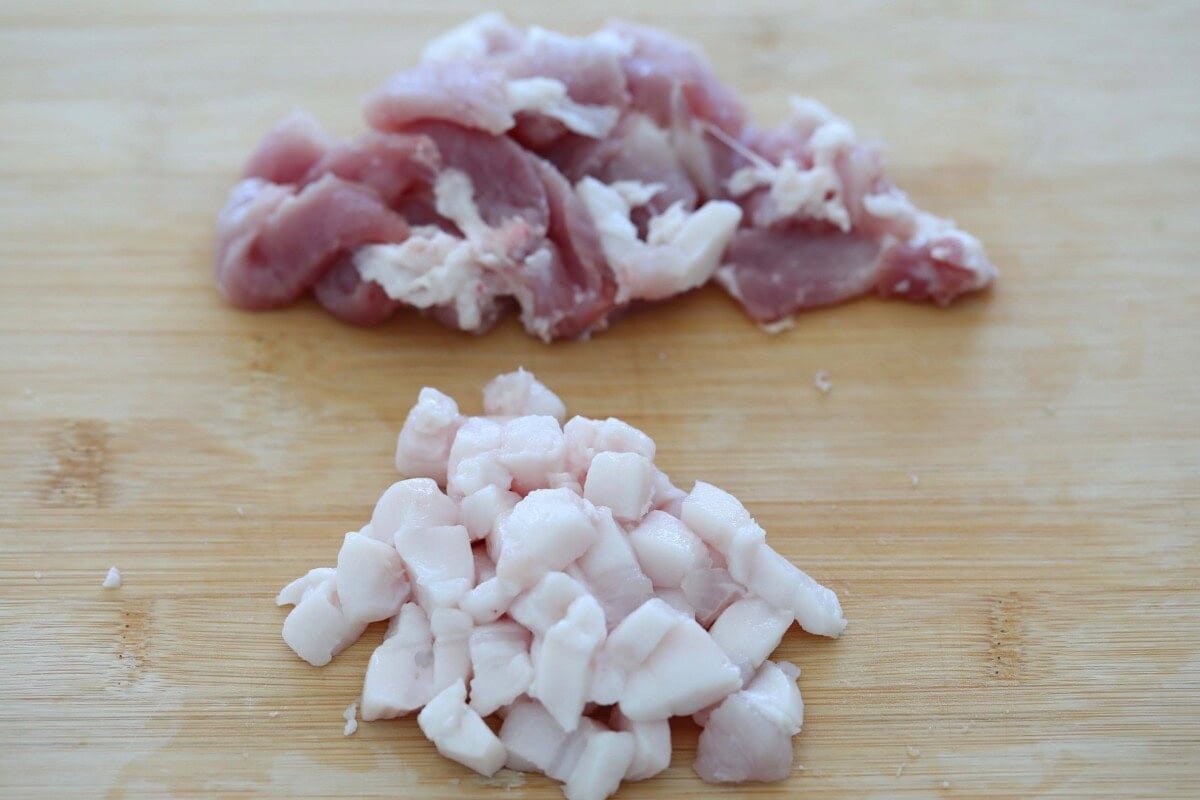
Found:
1,1 -> 1197,798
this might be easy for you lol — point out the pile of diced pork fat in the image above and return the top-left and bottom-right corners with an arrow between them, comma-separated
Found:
278,370 -> 845,798
219,14 -> 995,341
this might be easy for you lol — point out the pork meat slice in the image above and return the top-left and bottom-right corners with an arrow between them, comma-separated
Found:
693,660 -> 804,783
242,110 -> 338,185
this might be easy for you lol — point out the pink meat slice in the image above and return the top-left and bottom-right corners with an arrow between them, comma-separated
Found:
313,254 -> 401,326
242,111 -> 337,185
301,131 -> 442,206
605,20 -> 747,137
365,59 -> 515,136
215,175 -> 408,309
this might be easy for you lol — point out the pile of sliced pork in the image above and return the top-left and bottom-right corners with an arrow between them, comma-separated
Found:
218,14 -> 995,341
278,370 -> 845,798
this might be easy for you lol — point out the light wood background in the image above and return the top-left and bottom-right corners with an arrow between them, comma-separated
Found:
1,2 -> 1197,798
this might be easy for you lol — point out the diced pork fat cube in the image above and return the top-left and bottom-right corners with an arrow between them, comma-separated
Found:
431,607 -> 474,693
528,594 -> 607,732
361,602 -> 435,720
494,488 -> 599,589
564,730 -> 636,800
468,620 -> 534,716
447,417 -> 510,497
583,451 -> 654,522
708,597 -> 793,683
574,509 -> 653,628
509,571 -> 590,634
459,575 -> 523,624
680,566 -> 745,627
590,597 -> 678,704
619,615 -> 741,721
277,570 -> 366,667
563,416 -> 656,483
610,708 -> 671,781
335,531 -> 410,624
499,415 -> 567,494
395,388 -> 464,485
629,510 -> 711,588
417,679 -> 507,777
693,660 -> 804,783
499,700 -> 605,780
483,368 -> 568,422
460,485 -> 520,541
370,478 -> 458,542
649,469 -> 687,517
682,481 -> 846,637
394,523 -> 475,610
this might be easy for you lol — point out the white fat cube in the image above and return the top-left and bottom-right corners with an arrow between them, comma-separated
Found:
276,567 -> 334,606
603,598 -> 678,672
371,478 -> 459,541
468,620 -> 534,716
619,616 -> 741,721
680,481 -> 753,552
431,607 -> 474,694
395,523 -> 475,611
681,566 -> 744,627
417,680 -> 507,777
279,575 -> 366,667
528,595 -> 606,732
563,416 -> 656,482
708,597 -> 793,682
395,388 -> 464,485
563,730 -> 636,800
361,603 -> 435,720
610,708 -> 671,781
483,368 -> 568,422
447,417 -> 510,497
509,571 -> 590,635
583,451 -> 655,523
494,488 -> 599,588
335,531 -> 410,625
459,575 -> 522,624
629,510 -> 711,588
736,541 -> 846,638
498,415 -> 566,494
460,485 -> 520,541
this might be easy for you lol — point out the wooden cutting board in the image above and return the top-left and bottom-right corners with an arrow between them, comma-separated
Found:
1,2 -> 1196,798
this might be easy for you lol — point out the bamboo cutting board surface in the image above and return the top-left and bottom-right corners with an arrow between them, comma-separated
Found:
1,2 -> 1197,798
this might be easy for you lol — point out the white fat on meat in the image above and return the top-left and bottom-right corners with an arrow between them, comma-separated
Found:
371,478 -> 460,542
590,598 -> 678,705
573,509 -> 653,628
483,368 -> 567,422
509,571 -> 590,635
562,416 -> 656,483
361,603 -> 435,720
619,614 -> 741,721
528,594 -> 607,732
417,679 -> 507,777
610,708 -> 671,782
629,510 -> 711,588
583,451 -> 654,523
681,481 -> 847,637
431,607 -> 474,693
728,156 -> 850,231
394,388 -> 464,485
506,77 -> 620,139
468,620 -> 534,716
575,176 -> 742,303
494,488 -> 599,589
335,531 -> 410,624
394,523 -> 475,610
277,569 -> 366,667
563,730 -> 635,800
693,661 -> 804,783
708,597 -> 793,684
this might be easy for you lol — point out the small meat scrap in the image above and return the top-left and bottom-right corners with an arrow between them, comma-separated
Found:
275,370 -> 844,798
102,567 -> 122,589
215,15 -> 994,341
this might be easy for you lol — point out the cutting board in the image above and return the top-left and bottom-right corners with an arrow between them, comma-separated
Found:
1,2 -> 1197,798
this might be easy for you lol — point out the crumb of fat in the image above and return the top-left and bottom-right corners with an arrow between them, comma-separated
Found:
814,370 -> 832,394
102,566 -> 122,589
269,711 -> 280,718
657,351 -> 666,361
896,764 -> 904,777
909,473 -> 920,488
34,571 -> 43,580
760,317 -> 795,334
907,745 -> 921,758
237,506 -> 245,517
942,780 -> 951,789
343,702 -> 358,736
